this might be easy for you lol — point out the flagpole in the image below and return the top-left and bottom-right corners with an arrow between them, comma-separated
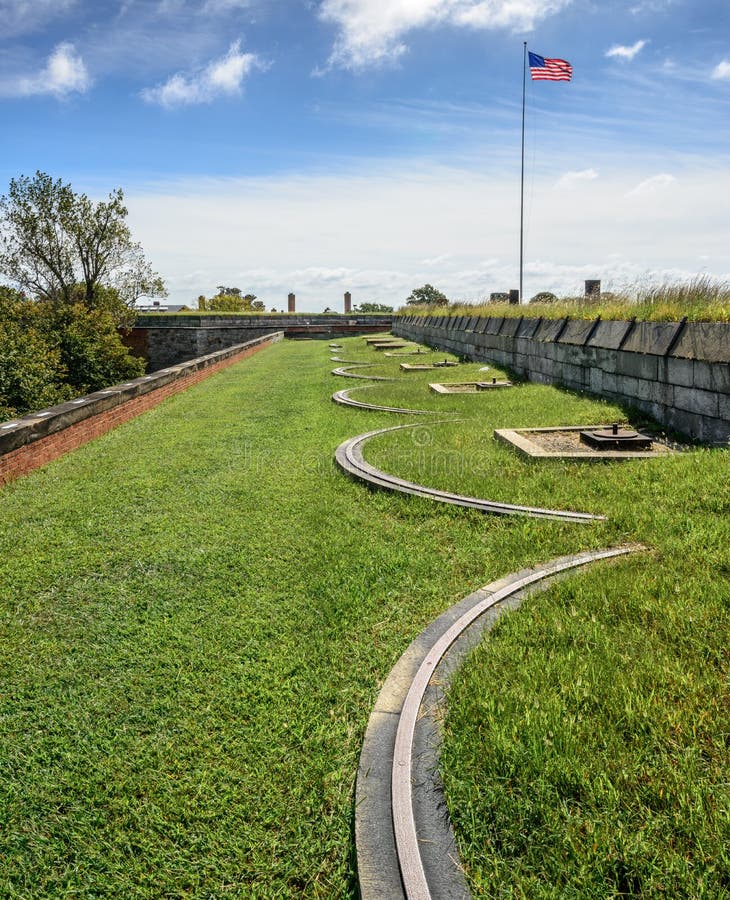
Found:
519,41 -> 527,304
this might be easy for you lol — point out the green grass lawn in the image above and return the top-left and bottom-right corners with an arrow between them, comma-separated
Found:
1,336 -> 727,897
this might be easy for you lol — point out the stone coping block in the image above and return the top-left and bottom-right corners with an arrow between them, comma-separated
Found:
499,317 -> 523,338
533,318 -> 565,341
558,318 -> 598,345
621,321 -> 682,356
394,314 -> 730,376
671,322 -> 730,362
517,317 -> 542,339
586,319 -> 634,350
0,332 -> 282,457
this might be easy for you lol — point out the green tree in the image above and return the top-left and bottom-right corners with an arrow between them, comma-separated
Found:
216,286 -> 242,297
405,284 -> 448,306
46,303 -> 145,395
0,171 -> 166,318
206,292 -> 258,312
0,283 -> 145,420
0,286 -> 72,419
354,302 -> 394,313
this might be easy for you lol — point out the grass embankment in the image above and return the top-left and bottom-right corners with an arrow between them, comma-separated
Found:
0,336 -> 727,896
404,276 -> 730,322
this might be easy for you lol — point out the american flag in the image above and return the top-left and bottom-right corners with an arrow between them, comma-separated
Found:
528,51 -> 572,82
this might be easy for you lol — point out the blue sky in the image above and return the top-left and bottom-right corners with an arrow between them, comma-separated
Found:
1,0 -> 729,310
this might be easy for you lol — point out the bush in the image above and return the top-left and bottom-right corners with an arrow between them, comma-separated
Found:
0,286 -> 145,420
0,287 -> 73,419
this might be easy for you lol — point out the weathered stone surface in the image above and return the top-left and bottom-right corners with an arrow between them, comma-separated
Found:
692,360 -> 730,394
392,315 -> 729,442
500,317 -> 522,337
534,318 -> 566,341
673,385 -> 719,417
671,322 -> 730,362
587,319 -> 634,350
558,318 -> 598,345
517,316 -> 542,339
621,321 -> 681,356
616,351 -> 659,381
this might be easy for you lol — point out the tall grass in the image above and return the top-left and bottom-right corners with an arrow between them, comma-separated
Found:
403,276 -> 730,322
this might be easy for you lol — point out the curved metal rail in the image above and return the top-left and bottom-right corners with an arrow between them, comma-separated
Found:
331,365 -> 395,382
335,422 -> 604,522
356,546 -> 644,900
331,386 -> 438,416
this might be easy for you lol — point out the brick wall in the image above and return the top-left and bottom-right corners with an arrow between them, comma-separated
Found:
393,315 -> 730,444
0,332 -> 283,487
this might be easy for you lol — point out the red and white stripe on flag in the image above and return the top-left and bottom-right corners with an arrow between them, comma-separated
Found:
528,52 -> 572,82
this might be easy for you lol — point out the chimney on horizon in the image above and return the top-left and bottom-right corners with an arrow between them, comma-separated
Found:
288,292 -> 295,313
344,291 -> 352,314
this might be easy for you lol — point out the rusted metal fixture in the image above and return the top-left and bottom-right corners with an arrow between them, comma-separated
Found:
475,379 -> 512,390
580,422 -> 653,451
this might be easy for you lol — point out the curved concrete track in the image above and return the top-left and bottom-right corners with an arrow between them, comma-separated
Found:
335,423 -> 604,522
331,365 -> 395,382
356,545 -> 643,900
331,386 -> 438,416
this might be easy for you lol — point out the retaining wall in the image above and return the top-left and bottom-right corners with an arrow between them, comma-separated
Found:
127,314 -> 394,370
393,315 -> 730,444
0,332 -> 283,487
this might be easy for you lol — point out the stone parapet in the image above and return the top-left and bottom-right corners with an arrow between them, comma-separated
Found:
393,315 -> 730,444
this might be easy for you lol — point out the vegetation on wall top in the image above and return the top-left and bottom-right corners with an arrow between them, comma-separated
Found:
400,277 -> 730,323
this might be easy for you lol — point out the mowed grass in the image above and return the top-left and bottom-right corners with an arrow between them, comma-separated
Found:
0,336 -> 727,897
350,338 -> 730,897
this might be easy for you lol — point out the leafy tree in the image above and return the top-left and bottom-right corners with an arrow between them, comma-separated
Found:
405,284 -> 448,306
0,286 -> 73,419
207,292 -> 257,312
354,302 -> 394,313
46,303 -> 145,395
216,286 -> 242,297
0,282 -> 145,421
0,171 -> 166,318
251,300 -> 265,311
530,291 -> 558,304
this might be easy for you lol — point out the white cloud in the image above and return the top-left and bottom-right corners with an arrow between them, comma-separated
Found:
121,162 -> 730,309
605,39 -> 648,61
141,40 -> 262,107
554,168 -> 599,189
712,59 -> 730,80
4,42 -> 91,98
0,0 -> 76,36
626,173 -> 676,196
318,0 -> 573,71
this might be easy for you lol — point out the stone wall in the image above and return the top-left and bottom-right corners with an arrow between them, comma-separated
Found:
127,314 -> 394,370
393,315 -> 730,444
0,332 -> 283,486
